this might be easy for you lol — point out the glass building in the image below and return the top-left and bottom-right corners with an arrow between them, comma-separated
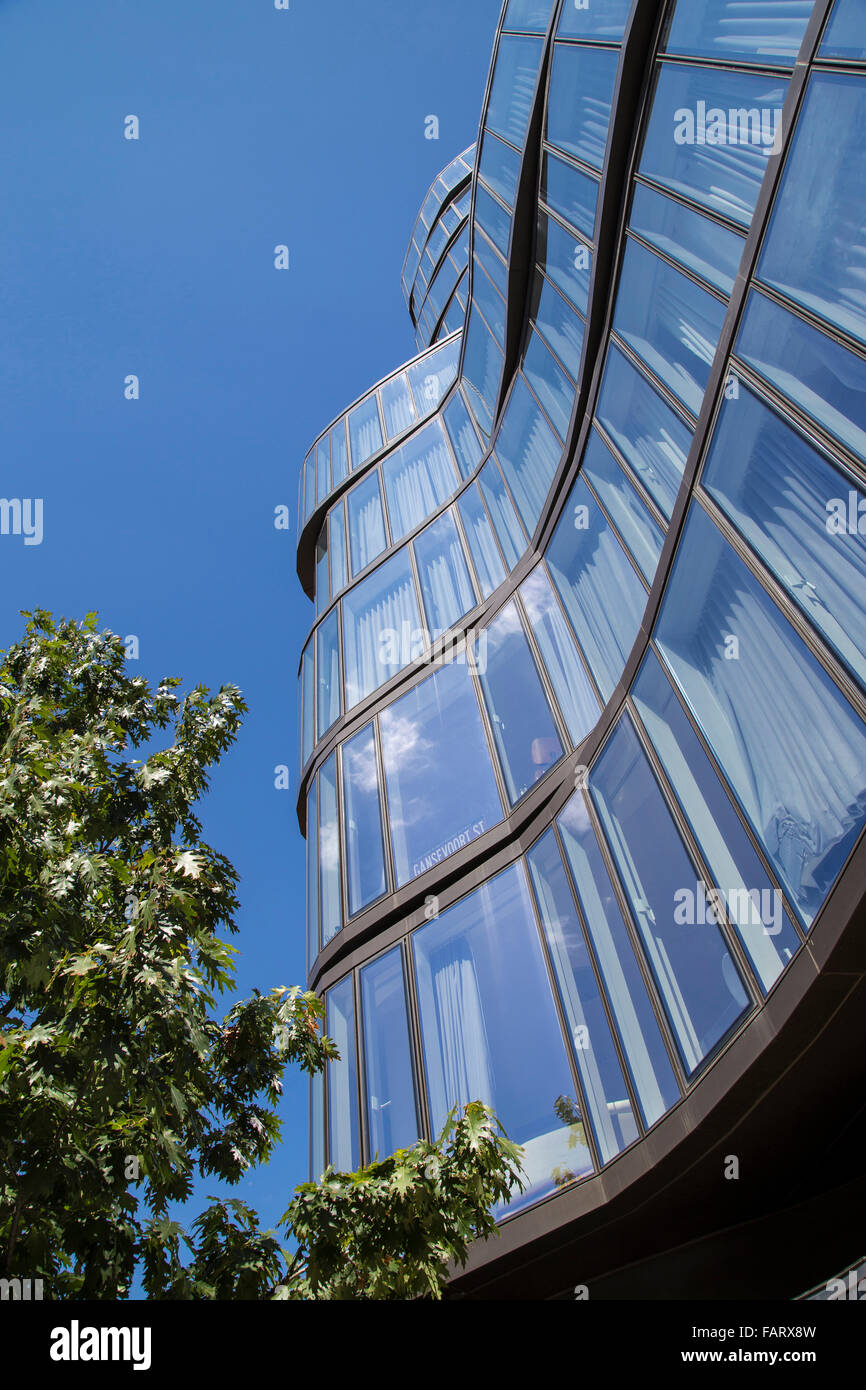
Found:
296,0 -> 866,1299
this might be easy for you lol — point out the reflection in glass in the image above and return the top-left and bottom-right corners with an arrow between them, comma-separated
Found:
521,566 -> 601,745
595,342 -> 692,519
582,427 -> 664,584
495,375 -> 562,537
479,459 -> 527,569
319,752 -> 342,946
541,150 -> 599,239
735,290 -> 866,465
316,436 -> 330,506
327,978 -> 360,1171
614,239 -> 726,416
591,717 -> 750,1072
630,181 -> 744,297
702,387 -> 866,690
342,723 -> 388,917
310,1071 -> 324,1180
380,659 -> 503,888
408,336 -> 461,414
301,641 -> 315,767
537,212 -> 592,317
532,274 -> 586,380
758,73 -> 866,348
528,829 -> 638,1164
306,781 -> 318,971
316,607 -> 341,738
558,793 -> 681,1126
633,650 -> 802,991
458,485 -> 507,598
478,130 -> 522,207
547,43 -> 620,170
413,863 -> 591,1211
330,503 -> 347,598
381,420 -> 458,543
655,504 -> 866,927
820,0 -> 866,59
361,949 -> 420,1157
663,0 -> 813,64
523,333 -> 574,441
443,390 -> 483,479
330,420 -> 349,488
380,372 -> 417,440
639,64 -> 788,226
474,183 -> 512,260
342,549 -> 422,708
462,306 -> 504,436
557,0 -> 632,40
478,601 -> 564,804
546,475 -> 647,701
486,34 -> 544,147
414,510 -> 477,636
347,472 -> 388,577
348,394 -> 383,470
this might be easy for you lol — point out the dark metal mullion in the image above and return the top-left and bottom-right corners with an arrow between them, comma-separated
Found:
625,694 -> 764,1008
549,818 -> 646,1146
581,778 -> 689,1094
654,50 -> 796,79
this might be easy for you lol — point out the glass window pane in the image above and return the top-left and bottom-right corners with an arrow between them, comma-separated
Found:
504,0 -> 551,32
381,420 -> 458,543
316,437 -> 331,506
821,0 -> 866,59
306,782 -> 318,972
639,64 -> 788,226
702,386 -> 866,691
413,863 -> 591,1211
380,373 -> 417,440
478,600 -> 564,803
528,828 -> 638,1164
523,333 -> 574,440
380,659 -> 503,888
591,717 -> 750,1073
478,130 -> 522,208
547,43 -> 620,170
630,182 -> 745,297
475,229 -> 509,301
633,649 -> 802,992
664,0 -> 814,64
541,150 -> 599,240
557,0 -> 632,40
462,306 -> 504,435
613,239 -> 726,416
758,73 -> 866,349
495,375 -> 562,536
443,390 -> 483,480
735,291 -> 866,465
408,337 -> 461,414
361,949 -> 420,1158
304,451 -> 315,522
327,978 -> 360,1171
330,421 -> 349,488
347,472 -> 387,577
414,510 -> 476,637
319,752 -> 342,946
582,427 -> 665,584
472,256 -> 507,342
330,503 -> 348,597
595,342 -> 692,519
558,793 -> 681,1126
521,566 -> 601,745
316,608 -> 341,738
310,1071 -> 324,1180
537,212 -> 593,316
458,484 -> 507,598
546,475 -> 647,701
479,458 -> 527,569
315,527 -> 329,618
342,549 -> 422,708
532,274 -> 586,379
348,394 -> 383,470
487,34 -> 544,147
301,641 -> 315,767
474,183 -> 512,259
342,723 -> 388,917
655,504 -> 866,927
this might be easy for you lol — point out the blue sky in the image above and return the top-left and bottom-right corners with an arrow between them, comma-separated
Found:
0,0 -> 502,1259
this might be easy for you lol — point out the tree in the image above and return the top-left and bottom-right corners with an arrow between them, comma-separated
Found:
0,612 -> 523,1299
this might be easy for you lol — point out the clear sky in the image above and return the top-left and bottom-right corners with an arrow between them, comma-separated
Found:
0,0 -> 502,1258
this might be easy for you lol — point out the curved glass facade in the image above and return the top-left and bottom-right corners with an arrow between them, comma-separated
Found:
297,0 -> 866,1275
